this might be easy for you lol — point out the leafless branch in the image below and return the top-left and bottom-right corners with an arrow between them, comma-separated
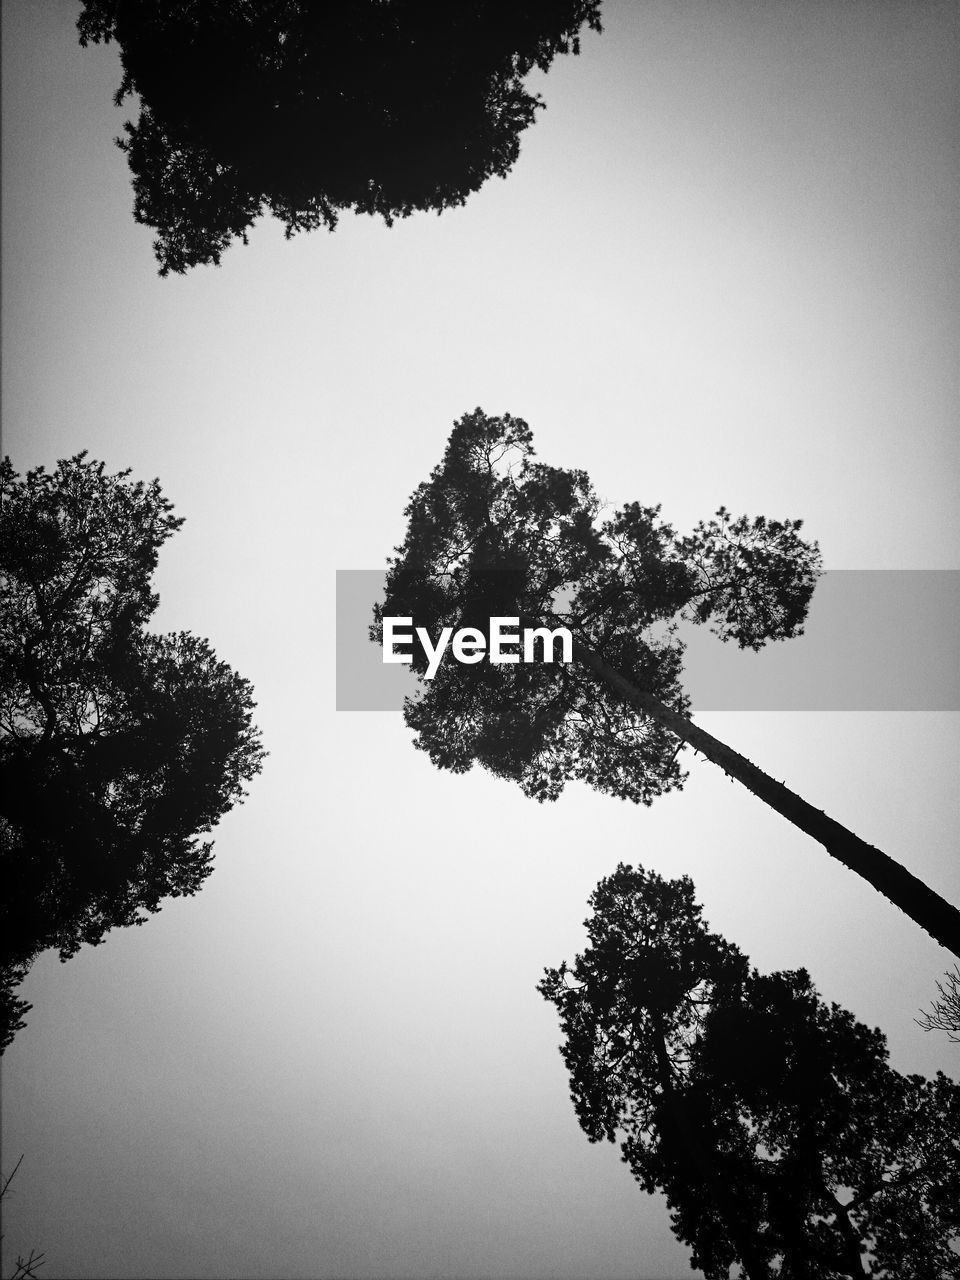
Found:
915,966 -> 960,1043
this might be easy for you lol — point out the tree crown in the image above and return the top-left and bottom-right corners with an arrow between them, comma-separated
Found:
77,1 -> 602,273
539,864 -> 960,1278
374,408 -> 821,803
0,455 -> 265,1000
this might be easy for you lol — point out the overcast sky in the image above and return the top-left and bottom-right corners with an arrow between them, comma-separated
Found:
2,2 -> 958,1277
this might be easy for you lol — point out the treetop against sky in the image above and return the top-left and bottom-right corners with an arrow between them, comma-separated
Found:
2,2 -> 957,1276
374,408 -> 960,957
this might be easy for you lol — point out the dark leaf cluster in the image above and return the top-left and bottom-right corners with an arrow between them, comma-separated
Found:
0,455 -> 265,1048
539,864 -> 960,1278
77,0 -> 602,274
373,408 -> 820,804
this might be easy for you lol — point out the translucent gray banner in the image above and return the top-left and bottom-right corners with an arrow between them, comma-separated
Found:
336,570 -> 960,711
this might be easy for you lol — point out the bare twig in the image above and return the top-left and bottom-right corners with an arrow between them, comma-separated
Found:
916,966 -> 960,1043
1,1156 -> 45,1277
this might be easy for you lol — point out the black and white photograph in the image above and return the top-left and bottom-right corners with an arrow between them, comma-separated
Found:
2,2 -> 958,1277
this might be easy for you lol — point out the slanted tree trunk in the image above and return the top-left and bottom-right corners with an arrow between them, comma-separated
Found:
574,642 -> 960,960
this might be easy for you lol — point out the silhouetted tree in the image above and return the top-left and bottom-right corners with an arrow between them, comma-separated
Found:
0,455 -> 265,1049
538,864 -> 960,1278
373,409 -> 960,956
77,1 -> 602,274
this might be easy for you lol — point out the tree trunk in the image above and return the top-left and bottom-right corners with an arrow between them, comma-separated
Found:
574,642 -> 960,959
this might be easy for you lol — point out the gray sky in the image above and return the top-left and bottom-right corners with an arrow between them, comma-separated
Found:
2,1 -> 958,1277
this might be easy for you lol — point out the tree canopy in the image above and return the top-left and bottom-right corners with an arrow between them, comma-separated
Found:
77,0 -> 602,274
538,864 -> 960,1278
375,408 -> 819,804
373,408 -> 960,955
0,454 -> 265,1050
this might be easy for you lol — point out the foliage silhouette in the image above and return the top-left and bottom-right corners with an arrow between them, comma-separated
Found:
0,961 -> 32,1056
372,408 -> 960,956
538,863 -> 960,1278
0,455 -> 265,1050
77,0 -> 602,274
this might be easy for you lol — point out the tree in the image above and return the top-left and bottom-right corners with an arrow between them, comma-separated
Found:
76,1 -> 602,275
538,863 -> 960,1279
0,455 -> 265,1050
372,408 -> 960,957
